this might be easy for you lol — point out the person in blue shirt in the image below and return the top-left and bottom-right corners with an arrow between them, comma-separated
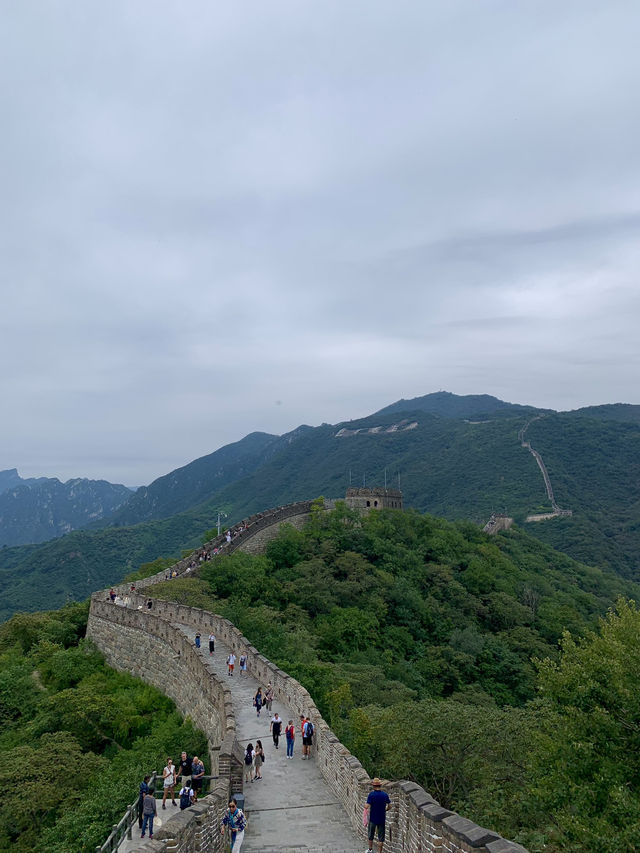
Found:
365,778 -> 391,853
221,797 -> 247,853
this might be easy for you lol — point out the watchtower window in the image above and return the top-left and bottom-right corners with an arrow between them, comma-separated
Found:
366,500 -> 371,507
374,500 -> 378,507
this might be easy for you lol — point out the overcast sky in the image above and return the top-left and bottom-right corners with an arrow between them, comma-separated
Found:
2,1 -> 639,485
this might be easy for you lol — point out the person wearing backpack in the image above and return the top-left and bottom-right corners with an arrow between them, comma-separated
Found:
285,720 -> 295,759
179,780 -> 195,810
244,743 -> 255,783
302,716 -> 314,759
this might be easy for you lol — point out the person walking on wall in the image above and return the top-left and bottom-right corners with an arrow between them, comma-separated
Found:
254,740 -> 265,779
227,652 -> 236,675
270,712 -> 282,749
253,687 -> 263,717
162,757 -> 177,808
209,632 -> 216,655
285,719 -> 295,759
239,652 -> 247,675
140,788 -> 157,838
365,778 -> 391,853
221,797 -> 247,853
195,631 -> 201,649
264,683 -> 274,712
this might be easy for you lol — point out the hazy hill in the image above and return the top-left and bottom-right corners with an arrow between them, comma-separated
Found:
107,430 -> 279,526
2,392 -> 640,619
375,391 -> 540,419
0,472 -> 132,547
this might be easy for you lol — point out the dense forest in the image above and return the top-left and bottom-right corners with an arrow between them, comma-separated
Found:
146,503 -> 640,852
0,603 -> 207,852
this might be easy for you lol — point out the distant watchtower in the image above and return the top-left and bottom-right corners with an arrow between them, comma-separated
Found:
345,487 -> 403,511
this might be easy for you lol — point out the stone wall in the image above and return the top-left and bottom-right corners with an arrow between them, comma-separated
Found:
104,593 -> 527,853
112,501 -> 320,595
87,599 -> 241,785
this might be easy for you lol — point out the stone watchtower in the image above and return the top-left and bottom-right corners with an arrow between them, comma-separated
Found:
344,487 -> 403,511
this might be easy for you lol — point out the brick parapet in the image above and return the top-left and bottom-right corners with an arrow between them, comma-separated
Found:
108,500 -> 319,596
96,595 -> 527,853
87,601 -> 240,781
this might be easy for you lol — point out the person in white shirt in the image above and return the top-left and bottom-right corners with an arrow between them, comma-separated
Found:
270,712 -> 283,749
162,758 -> 177,808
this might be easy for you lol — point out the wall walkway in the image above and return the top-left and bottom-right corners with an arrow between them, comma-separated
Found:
90,499 -> 528,853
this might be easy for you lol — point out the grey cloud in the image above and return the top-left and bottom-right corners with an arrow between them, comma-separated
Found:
2,1 -> 640,482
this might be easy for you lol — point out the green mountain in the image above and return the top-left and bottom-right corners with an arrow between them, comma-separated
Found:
107,430 -> 279,525
2,392 -> 640,620
375,390 -> 539,418
0,471 -> 132,547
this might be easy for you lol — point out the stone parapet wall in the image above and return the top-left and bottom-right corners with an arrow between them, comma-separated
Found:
111,501 -> 319,595
87,600 -> 237,780
112,594 -> 527,853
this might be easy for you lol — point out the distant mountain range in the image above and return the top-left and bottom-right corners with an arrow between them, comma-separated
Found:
0,469 -> 133,547
1,391 -> 640,620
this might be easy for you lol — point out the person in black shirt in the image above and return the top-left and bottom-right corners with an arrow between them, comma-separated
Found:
178,751 -> 192,786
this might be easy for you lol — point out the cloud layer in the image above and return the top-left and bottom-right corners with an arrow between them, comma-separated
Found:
2,1 -> 639,483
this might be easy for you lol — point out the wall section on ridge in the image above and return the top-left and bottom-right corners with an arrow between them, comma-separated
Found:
116,592 -> 528,853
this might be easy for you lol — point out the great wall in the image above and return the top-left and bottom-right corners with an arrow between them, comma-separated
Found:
518,417 -> 572,523
88,493 -> 528,853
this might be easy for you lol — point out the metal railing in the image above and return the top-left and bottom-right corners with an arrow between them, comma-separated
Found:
96,772 -> 158,853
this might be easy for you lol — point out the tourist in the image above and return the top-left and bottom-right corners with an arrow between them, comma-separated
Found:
239,652 -> 247,675
301,715 -> 314,759
191,756 -> 205,801
140,788 -> 157,839
365,778 -> 391,853
227,652 -> 236,675
179,779 -> 195,810
162,757 -> 177,808
208,632 -> 216,655
244,743 -> 255,783
109,588 -> 116,602
195,632 -> 201,649
264,683 -> 274,712
285,720 -> 295,759
221,797 -> 247,853
178,751 -> 192,786
254,740 -> 264,779
253,687 -> 263,717
137,775 -> 150,828
270,712 -> 282,749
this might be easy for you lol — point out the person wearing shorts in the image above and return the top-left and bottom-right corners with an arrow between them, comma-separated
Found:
365,778 -> 391,853
191,755 -> 205,801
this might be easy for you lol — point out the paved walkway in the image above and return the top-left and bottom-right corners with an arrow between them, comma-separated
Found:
121,626 -> 363,853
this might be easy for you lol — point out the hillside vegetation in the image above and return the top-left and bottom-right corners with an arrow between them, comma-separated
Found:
3,393 -> 640,619
0,603 -> 207,853
150,504 -> 640,851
